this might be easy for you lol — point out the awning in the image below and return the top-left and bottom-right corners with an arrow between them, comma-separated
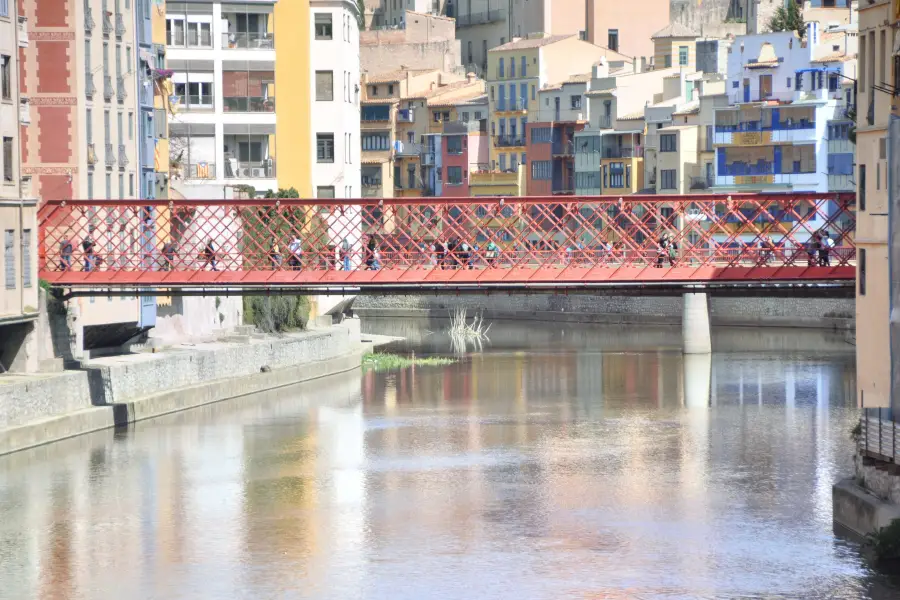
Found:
139,48 -> 155,65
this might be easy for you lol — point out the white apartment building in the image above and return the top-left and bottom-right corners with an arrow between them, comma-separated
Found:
712,25 -> 857,194
311,0 -> 361,200
166,0 -> 279,196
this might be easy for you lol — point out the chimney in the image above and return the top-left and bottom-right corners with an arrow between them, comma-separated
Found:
639,56 -> 648,74
592,57 -> 609,79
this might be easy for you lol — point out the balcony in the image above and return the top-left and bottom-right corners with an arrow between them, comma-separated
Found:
828,173 -> 854,191
185,162 -> 216,179
395,142 -> 423,157
17,16 -> 28,47
85,73 -> 96,98
221,31 -> 275,50
397,108 -> 415,123
118,144 -> 128,168
102,11 -> 113,36
455,8 -> 506,27
115,13 -> 125,37
87,143 -> 98,165
362,184 -> 382,197
598,115 -> 612,129
506,97 -> 528,112
116,76 -> 127,102
223,96 -> 276,112
601,146 -> 643,159
494,135 -> 525,148
177,94 -> 215,111
223,160 -> 276,179
552,141 -> 574,156
689,176 -> 714,190
85,7 -> 95,33
103,75 -> 114,101
105,143 -> 116,167
422,152 -> 436,166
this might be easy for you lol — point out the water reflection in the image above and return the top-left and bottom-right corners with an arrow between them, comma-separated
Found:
0,323 -> 894,599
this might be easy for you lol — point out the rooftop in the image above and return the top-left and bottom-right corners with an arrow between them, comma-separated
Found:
365,68 -> 437,83
489,34 -> 574,52
651,22 -> 697,40
618,110 -> 645,121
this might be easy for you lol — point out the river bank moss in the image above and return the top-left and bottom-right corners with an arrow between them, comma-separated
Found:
363,352 -> 455,372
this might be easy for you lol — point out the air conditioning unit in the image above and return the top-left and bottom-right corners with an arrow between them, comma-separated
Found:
240,167 -> 252,177
251,168 -> 265,177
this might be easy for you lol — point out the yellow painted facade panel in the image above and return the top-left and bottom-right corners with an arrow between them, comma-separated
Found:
274,0 -> 312,196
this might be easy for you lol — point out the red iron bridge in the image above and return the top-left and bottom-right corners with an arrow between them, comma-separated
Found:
38,192 -> 856,297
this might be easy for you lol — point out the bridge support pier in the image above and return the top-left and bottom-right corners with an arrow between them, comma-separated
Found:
682,292 -> 712,354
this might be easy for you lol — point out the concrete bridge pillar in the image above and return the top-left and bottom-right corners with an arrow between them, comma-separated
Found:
682,292 -> 712,354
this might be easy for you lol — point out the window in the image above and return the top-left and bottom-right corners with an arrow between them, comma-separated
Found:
362,132 -> 390,150
499,57 -> 505,78
828,74 -> 839,92
2,137 -> 11,182
447,136 -> 463,154
388,84 -> 394,95
467,41 -> 472,64
4,229 -> 14,290
447,166 -> 463,185
361,104 -> 390,121
129,173 -> 134,196
660,134 -> 677,152
608,29 -> 618,52
187,21 -> 212,47
0,0 -> 7,17
316,71 -> 333,101
166,16 -> 185,46
531,160 -> 551,180
664,54 -> 672,68
0,55 -> 10,100
570,95 -> 581,109
510,56 -> 515,77
119,173 -> 124,197
521,56 -> 526,77
859,248 -> 866,295
315,13 -> 332,40
499,153 -> 506,172
678,46 -> 688,66
660,169 -> 677,189
609,162 -> 624,187
859,164 -> 866,211
317,133 -> 334,162
316,186 -> 335,198
530,127 -> 551,143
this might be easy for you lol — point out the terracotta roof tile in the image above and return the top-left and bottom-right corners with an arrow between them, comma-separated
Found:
651,22 -> 697,40
366,69 -> 437,83
489,34 -> 574,52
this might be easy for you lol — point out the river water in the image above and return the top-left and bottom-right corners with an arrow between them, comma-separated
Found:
0,320 -> 894,599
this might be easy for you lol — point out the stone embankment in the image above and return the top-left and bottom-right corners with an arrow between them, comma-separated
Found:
0,320 -> 363,456
354,293 -> 855,330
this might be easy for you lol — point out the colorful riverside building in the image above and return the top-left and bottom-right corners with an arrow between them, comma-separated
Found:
164,0 -> 315,198
712,24 -> 857,194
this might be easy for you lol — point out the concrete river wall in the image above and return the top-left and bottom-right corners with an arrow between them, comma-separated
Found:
354,294 -> 855,330
0,321 -> 363,456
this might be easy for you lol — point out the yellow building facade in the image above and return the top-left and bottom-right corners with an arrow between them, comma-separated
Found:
855,0 -> 893,409
274,0 -> 312,196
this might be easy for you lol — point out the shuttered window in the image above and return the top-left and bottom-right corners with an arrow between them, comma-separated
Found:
315,71 -> 333,101
22,229 -> 31,288
4,230 -> 14,290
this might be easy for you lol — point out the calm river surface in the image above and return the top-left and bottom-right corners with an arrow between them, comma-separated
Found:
0,320 -> 895,599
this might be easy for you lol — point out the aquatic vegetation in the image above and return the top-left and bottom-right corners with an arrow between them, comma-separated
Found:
363,352 -> 455,372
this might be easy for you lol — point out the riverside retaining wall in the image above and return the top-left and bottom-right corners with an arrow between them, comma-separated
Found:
0,321 -> 362,456
354,294 -> 855,329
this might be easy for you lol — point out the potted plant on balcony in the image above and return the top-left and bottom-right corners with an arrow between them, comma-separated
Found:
152,68 -> 174,80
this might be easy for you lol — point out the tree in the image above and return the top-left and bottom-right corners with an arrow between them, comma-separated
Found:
768,0 -> 805,39
356,0 -> 366,30
845,106 -> 857,144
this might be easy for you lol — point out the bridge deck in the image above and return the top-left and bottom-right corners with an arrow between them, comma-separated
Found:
38,193 -> 856,292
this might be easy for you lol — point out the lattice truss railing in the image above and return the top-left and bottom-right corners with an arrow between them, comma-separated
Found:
38,193 -> 856,285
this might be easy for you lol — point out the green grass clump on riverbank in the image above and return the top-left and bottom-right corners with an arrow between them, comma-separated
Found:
363,352 -> 455,372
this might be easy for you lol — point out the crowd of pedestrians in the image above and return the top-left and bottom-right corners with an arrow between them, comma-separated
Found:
55,230 -> 843,272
